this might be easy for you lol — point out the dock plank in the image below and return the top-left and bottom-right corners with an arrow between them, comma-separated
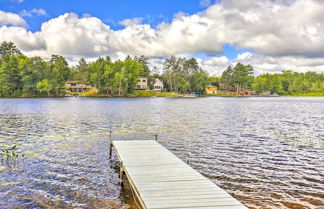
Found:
113,140 -> 247,209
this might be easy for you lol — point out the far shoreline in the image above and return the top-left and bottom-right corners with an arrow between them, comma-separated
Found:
1,94 -> 324,99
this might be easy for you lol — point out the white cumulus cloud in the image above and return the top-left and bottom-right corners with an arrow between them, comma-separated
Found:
0,10 -> 26,27
119,17 -> 144,27
20,9 -> 47,17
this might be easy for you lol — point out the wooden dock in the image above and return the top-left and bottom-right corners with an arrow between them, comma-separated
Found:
112,140 -> 248,209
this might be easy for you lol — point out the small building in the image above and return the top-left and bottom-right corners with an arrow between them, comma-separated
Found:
205,85 -> 217,94
135,77 -> 149,90
65,81 -> 95,93
153,78 -> 163,91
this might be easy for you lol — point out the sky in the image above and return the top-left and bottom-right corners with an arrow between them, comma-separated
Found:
0,0 -> 324,75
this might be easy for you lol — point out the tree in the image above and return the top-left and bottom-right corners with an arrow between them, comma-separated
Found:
75,58 -> 88,82
0,54 -> 26,96
208,77 -> 221,87
0,41 -> 21,57
253,77 -> 267,93
221,63 -> 254,94
135,55 -> 150,76
21,57 -> 49,96
220,66 -> 234,90
36,79 -> 51,96
48,55 -> 71,95
232,63 -> 254,94
162,56 -> 208,94
191,71 -> 208,94
87,57 -> 106,91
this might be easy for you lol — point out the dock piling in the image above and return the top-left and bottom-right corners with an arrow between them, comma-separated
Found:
109,131 -> 113,158
119,161 -> 124,188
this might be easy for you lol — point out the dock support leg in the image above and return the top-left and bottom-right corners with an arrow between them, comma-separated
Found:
109,131 -> 113,158
119,162 -> 124,188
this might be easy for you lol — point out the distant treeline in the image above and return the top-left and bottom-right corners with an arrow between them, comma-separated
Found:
211,64 -> 324,95
0,41 -> 323,97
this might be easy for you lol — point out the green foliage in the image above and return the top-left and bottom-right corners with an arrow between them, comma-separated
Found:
221,63 -> 254,94
0,42 -> 145,97
253,71 -> 324,95
0,145 -> 26,167
128,90 -> 158,97
162,56 -> 208,94
208,76 -> 220,87
36,79 -> 51,96
0,42 -> 323,97
219,64 -> 324,96
0,43 -> 74,97
134,55 -> 150,77
0,54 -> 27,96
0,41 -> 21,56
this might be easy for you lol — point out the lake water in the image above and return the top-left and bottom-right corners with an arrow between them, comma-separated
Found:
0,97 -> 323,209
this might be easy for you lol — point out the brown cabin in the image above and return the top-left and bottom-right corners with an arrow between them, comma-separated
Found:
65,81 -> 95,93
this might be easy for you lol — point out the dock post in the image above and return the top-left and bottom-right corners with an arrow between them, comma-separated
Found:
119,161 -> 124,188
186,153 -> 190,164
109,131 -> 113,158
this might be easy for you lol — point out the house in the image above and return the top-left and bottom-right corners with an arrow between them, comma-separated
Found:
135,77 -> 149,90
65,81 -> 96,93
153,78 -> 164,91
205,85 -> 217,94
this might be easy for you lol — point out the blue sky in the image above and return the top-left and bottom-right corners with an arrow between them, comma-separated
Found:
0,0 -> 323,74
1,0 -> 206,31
1,0 -> 246,61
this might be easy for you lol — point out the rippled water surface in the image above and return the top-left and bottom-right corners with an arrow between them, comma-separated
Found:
0,97 -> 323,209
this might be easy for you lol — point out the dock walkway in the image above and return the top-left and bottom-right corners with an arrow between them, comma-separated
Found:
112,140 -> 247,209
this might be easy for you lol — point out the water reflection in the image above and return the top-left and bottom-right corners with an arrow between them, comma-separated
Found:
0,97 -> 323,209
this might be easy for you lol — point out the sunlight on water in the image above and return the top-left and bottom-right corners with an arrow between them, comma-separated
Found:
0,97 -> 323,209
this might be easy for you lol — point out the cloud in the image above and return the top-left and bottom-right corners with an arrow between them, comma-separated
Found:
202,56 -> 230,66
20,9 -> 47,17
200,0 -> 213,8
236,52 -> 253,60
40,13 -> 114,57
233,53 -> 324,74
0,0 -> 324,74
204,0 -> 324,57
0,10 -> 26,27
200,52 -> 324,76
119,17 -> 144,27
0,26 -> 46,52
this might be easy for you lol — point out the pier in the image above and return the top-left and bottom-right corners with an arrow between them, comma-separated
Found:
111,140 -> 248,209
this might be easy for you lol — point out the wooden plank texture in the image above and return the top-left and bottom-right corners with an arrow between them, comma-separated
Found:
113,140 -> 248,209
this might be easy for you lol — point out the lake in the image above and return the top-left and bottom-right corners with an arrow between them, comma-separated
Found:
0,97 -> 323,209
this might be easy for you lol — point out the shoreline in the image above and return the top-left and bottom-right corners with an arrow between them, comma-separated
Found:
1,95 -> 324,99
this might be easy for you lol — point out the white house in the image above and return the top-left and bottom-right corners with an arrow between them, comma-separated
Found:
135,77 -> 149,90
153,78 -> 163,91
